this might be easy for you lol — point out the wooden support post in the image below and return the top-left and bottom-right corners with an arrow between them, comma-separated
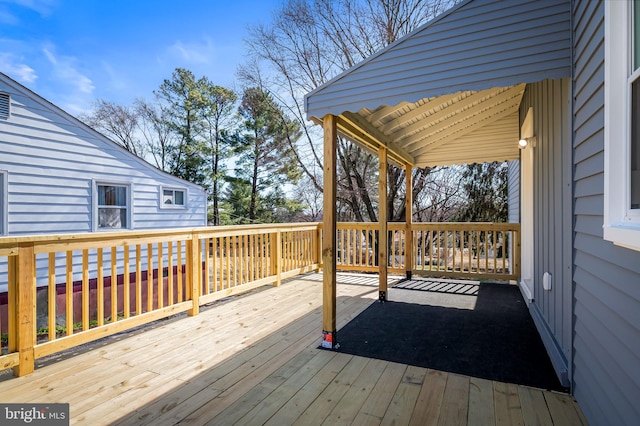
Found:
322,115 -> 338,349
405,163 -> 413,280
13,244 -> 36,376
187,236 -> 200,316
378,147 -> 388,301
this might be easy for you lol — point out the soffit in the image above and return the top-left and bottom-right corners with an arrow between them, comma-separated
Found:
340,83 -> 524,167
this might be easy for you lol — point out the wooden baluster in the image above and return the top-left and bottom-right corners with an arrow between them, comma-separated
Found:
146,243 -> 153,312
97,248 -> 104,325
136,244 -> 142,313
48,253 -> 56,341
157,242 -> 163,309
176,241 -> 183,303
65,250 -> 73,336
82,249 -> 89,331
124,246 -> 130,318
111,247 -> 118,322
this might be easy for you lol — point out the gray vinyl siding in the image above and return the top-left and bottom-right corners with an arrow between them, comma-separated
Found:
306,0 -> 571,119
508,160 -> 519,223
519,78 -> 572,387
572,1 -> 640,425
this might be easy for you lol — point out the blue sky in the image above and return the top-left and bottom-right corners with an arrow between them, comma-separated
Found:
0,0 -> 281,114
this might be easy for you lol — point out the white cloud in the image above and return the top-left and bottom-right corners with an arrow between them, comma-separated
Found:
0,52 -> 37,83
101,60 -> 128,91
42,43 -> 94,94
0,7 -> 19,24
0,0 -> 56,26
167,37 -> 216,65
5,0 -> 56,16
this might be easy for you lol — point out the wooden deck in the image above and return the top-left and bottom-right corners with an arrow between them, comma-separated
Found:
0,273 -> 586,425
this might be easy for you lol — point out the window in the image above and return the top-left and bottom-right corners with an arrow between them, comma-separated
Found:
0,93 -> 9,119
0,171 -> 6,235
95,183 -> 130,230
604,1 -> 640,250
160,187 -> 186,208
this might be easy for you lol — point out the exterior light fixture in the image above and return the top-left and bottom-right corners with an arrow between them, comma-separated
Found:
518,136 -> 536,149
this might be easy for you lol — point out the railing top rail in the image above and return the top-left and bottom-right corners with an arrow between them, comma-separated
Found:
411,222 -> 520,230
0,222 -> 323,250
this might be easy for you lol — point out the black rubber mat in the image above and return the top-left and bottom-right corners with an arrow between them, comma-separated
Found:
335,281 -> 567,392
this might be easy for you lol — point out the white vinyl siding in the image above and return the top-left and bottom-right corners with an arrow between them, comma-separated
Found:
0,170 -> 6,235
0,74 -> 206,236
603,0 -> 640,251
0,73 -> 207,293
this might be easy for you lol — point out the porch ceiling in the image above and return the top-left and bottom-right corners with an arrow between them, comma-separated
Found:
336,83 -> 525,168
305,0 -> 571,167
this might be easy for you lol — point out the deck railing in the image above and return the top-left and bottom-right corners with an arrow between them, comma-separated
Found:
0,221 -> 518,377
0,224 -> 320,376
334,222 -> 520,280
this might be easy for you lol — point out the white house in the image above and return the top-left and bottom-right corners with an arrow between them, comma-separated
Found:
0,72 -> 207,295
0,72 -> 206,237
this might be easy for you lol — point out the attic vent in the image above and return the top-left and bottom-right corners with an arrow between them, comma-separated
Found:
0,93 -> 9,119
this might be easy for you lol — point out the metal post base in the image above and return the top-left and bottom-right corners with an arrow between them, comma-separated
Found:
321,330 -> 339,349
379,291 -> 387,302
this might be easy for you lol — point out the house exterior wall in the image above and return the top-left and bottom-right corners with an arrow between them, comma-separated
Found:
0,75 -> 207,293
0,76 -> 206,236
519,78 -> 573,387
572,1 -> 640,424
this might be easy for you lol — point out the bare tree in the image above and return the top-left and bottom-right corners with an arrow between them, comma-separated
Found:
78,99 -> 144,156
134,98 -> 176,172
246,0 -> 459,222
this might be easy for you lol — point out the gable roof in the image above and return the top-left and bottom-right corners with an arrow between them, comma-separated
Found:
305,0 -> 571,167
0,72 -> 204,192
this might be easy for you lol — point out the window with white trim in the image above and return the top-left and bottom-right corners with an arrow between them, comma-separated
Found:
604,1 -> 640,250
0,170 -> 7,235
160,187 -> 186,208
95,183 -> 130,230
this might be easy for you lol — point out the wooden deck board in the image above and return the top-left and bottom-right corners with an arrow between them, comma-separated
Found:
468,377 -> 496,426
0,273 -> 586,425
380,365 -> 427,425
438,373 -> 470,426
322,357 -> 388,426
409,368 -> 448,426
351,361 -> 408,425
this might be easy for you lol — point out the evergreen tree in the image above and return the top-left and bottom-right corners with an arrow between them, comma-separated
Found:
154,68 -> 207,185
200,80 -> 237,225
454,161 -> 508,222
233,87 -> 301,223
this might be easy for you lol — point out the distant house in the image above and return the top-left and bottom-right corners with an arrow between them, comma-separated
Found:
0,72 -> 206,304
306,0 -> 640,425
0,72 -> 206,239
